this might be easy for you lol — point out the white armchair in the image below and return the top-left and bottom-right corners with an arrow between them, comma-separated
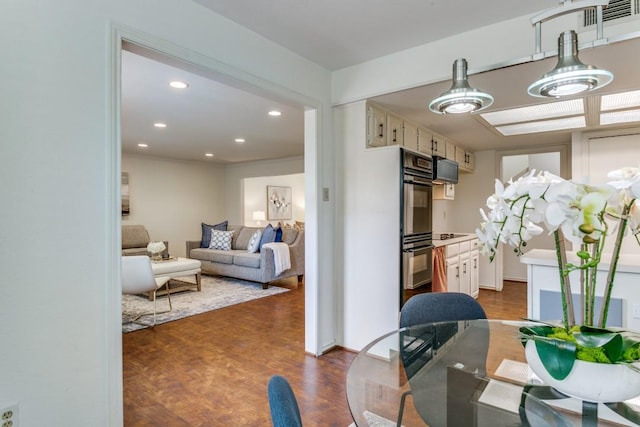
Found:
121,256 -> 172,326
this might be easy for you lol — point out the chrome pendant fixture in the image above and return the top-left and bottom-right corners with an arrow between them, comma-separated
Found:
429,58 -> 494,114
528,30 -> 613,98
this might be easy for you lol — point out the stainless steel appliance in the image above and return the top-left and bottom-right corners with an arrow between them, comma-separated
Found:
432,156 -> 459,184
401,149 -> 433,290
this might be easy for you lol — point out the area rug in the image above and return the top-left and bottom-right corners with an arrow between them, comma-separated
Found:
122,275 -> 289,333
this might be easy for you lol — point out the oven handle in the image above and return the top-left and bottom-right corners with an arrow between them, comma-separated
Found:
403,244 -> 434,253
403,178 -> 432,187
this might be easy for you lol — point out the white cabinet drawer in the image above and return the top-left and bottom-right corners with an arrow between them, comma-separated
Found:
445,243 -> 460,257
459,240 -> 471,253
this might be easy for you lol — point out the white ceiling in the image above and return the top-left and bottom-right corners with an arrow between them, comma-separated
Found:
121,1 -> 640,163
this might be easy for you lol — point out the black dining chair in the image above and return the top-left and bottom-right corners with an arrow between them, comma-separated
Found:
268,375 -> 303,427
397,292 -> 488,426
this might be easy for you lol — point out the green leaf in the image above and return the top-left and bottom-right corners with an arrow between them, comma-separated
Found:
576,250 -> 590,260
575,331 -> 624,361
534,338 -> 576,380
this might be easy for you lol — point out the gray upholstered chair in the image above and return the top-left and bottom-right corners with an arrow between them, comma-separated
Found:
268,375 -> 303,427
121,255 -> 172,326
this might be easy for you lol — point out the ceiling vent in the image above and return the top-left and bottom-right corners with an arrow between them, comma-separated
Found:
580,0 -> 638,27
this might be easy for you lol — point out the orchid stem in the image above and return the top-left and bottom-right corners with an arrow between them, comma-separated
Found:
554,230 -> 574,329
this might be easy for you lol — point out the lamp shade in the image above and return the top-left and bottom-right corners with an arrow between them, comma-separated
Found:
252,210 -> 266,221
528,30 -> 613,98
429,58 -> 494,114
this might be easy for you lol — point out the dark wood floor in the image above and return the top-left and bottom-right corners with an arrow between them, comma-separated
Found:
122,279 -> 526,426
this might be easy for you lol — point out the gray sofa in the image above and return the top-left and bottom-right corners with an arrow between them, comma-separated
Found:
186,225 -> 304,288
122,224 -> 169,257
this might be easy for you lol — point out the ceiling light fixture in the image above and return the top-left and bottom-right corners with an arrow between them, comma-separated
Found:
268,110 -> 282,116
428,58 -> 494,114
205,153 -> 214,157
137,143 -> 148,148
528,30 -> 613,98
154,122 -> 167,128
235,138 -> 245,143
169,81 -> 188,89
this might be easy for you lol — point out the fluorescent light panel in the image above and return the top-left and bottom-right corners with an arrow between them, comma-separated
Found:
481,99 -> 583,126
601,90 -> 640,111
600,109 -> 640,125
496,116 -> 585,136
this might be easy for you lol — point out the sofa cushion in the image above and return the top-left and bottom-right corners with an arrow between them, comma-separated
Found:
282,228 -> 298,245
122,225 -> 150,249
189,248 -> 234,264
209,229 -> 234,251
234,227 -> 261,250
259,224 -> 277,251
201,220 -> 228,248
233,252 -> 261,268
247,229 -> 262,253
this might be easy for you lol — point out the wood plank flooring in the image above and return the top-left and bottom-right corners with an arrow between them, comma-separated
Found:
122,279 -> 527,426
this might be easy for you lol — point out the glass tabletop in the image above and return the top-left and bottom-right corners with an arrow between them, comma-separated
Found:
346,320 -> 640,427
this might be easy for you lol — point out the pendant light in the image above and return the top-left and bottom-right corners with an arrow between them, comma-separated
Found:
428,58 -> 494,114
528,30 -> 613,98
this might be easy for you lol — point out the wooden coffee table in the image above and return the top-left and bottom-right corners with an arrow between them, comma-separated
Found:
149,257 -> 202,300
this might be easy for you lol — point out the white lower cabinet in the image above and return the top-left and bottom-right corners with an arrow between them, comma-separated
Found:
443,238 -> 479,298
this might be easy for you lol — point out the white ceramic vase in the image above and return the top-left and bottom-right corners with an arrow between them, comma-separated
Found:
525,340 -> 640,403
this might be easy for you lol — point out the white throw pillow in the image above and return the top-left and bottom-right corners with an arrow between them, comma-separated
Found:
209,229 -> 234,251
246,230 -> 263,253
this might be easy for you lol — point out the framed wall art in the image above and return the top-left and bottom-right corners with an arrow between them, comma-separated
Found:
121,172 -> 130,216
267,185 -> 292,220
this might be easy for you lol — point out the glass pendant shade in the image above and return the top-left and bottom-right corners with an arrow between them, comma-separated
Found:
528,30 -> 613,98
429,58 -> 494,114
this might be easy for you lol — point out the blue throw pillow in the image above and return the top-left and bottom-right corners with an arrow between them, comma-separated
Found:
258,224 -> 276,251
201,220 -> 228,248
274,226 -> 283,243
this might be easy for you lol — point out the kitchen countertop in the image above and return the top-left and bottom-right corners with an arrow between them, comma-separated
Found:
433,233 -> 478,247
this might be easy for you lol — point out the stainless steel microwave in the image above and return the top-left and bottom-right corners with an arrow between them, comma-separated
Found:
432,156 -> 458,184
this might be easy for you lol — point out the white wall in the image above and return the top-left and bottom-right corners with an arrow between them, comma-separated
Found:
1,2 -> 332,426
244,173 -> 305,226
122,154 -> 226,257
224,156 -> 304,225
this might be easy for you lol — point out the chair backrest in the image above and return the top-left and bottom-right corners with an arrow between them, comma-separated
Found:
400,292 -> 487,328
268,375 -> 303,427
121,256 -> 157,295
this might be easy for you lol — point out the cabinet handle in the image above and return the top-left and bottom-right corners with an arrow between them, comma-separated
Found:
432,138 -> 437,151
393,128 -> 397,142
378,123 -> 384,138
456,266 -> 459,278
474,259 -> 477,268
463,263 -> 467,274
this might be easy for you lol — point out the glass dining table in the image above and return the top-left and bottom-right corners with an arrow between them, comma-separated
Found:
346,320 -> 640,427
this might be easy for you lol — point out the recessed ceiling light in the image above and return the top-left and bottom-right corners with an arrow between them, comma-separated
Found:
481,99 -> 583,126
205,153 -> 214,157
600,109 -> 640,126
268,110 -> 282,117
137,143 -> 148,148
496,116 -> 585,136
169,81 -> 188,89
235,138 -> 245,143
154,122 -> 167,128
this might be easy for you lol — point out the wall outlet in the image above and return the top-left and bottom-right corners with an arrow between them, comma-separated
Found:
633,304 -> 640,319
0,402 -> 18,427
322,187 -> 329,202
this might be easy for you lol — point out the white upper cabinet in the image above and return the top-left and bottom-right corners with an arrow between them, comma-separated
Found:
403,121 -> 419,152
366,104 -> 387,147
445,141 -> 456,161
455,146 -> 475,172
386,113 -> 404,146
431,133 -> 447,157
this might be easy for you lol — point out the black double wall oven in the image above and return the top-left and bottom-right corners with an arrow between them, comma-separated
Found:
401,149 -> 433,295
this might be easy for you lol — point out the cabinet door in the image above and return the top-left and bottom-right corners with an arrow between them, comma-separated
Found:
446,257 -> 460,293
431,133 -> 447,157
433,183 -> 455,200
470,250 -> 479,298
366,105 -> 386,147
445,141 -> 456,161
403,121 -> 418,152
417,128 -> 431,155
456,148 -> 475,172
466,151 -> 475,171
386,113 -> 404,146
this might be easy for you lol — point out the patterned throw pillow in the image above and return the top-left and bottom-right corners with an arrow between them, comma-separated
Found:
246,230 -> 263,253
209,229 -> 234,251
201,220 -> 228,248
